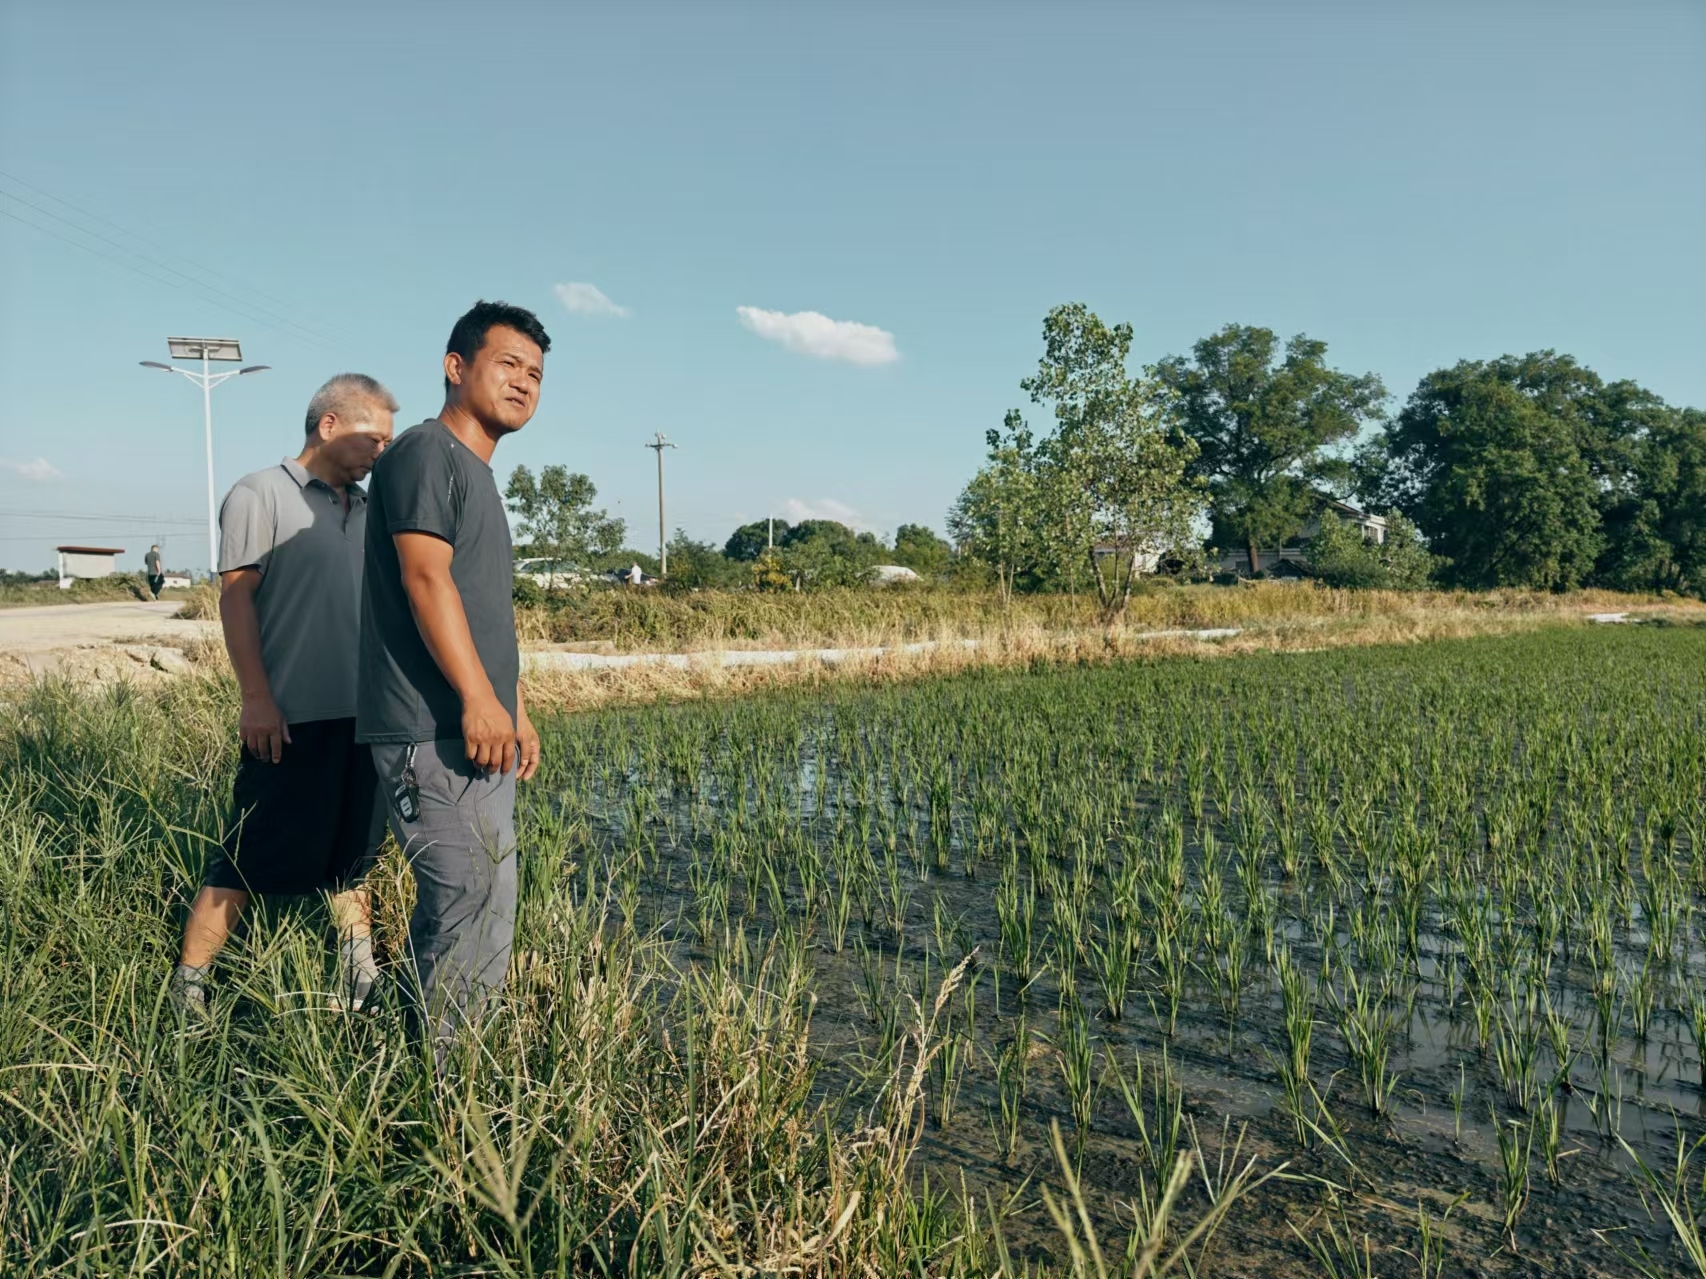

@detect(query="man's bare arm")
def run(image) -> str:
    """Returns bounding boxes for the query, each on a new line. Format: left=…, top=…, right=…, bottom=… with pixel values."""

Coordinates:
left=219, top=568, right=290, bottom=762
left=394, top=531, right=515, bottom=773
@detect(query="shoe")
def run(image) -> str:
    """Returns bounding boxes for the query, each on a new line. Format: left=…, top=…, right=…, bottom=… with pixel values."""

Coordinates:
left=169, top=970, right=208, bottom=1017
left=330, top=966, right=381, bottom=1014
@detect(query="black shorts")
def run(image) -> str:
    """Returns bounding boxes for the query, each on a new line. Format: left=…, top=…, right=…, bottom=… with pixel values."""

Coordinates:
left=202, top=718, right=385, bottom=895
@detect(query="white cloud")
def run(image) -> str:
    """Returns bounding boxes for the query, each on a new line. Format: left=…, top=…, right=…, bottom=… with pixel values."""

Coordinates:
left=782, top=497, right=867, bottom=529
left=0, top=457, right=63, bottom=482
left=736, top=307, right=899, bottom=366
left=553, top=282, right=630, bottom=318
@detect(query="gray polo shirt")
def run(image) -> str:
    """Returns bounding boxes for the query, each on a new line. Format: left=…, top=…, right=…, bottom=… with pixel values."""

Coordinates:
left=218, top=458, right=366, bottom=724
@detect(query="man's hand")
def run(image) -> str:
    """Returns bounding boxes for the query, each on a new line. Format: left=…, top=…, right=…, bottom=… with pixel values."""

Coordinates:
left=462, top=689, right=516, bottom=774
left=239, top=693, right=291, bottom=763
left=516, top=700, right=541, bottom=782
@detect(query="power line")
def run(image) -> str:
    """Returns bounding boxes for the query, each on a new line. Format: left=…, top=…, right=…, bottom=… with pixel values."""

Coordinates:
left=0, top=168, right=365, bottom=348
left=0, top=510, right=204, bottom=525
left=0, top=192, right=346, bottom=355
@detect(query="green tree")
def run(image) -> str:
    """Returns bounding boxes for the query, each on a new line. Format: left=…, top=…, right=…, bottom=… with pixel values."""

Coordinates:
left=504, top=465, right=625, bottom=578
left=1156, top=324, right=1385, bottom=575
left=778, top=520, right=883, bottom=589
left=1305, top=511, right=1436, bottom=590
left=723, top=519, right=788, bottom=562
left=948, top=414, right=1050, bottom=606
left=662, top=530, right=738, bottom=593
left=1361, top=354, right=1609, bottom=590
left=1594, top=405, right=1706, bottom=595
left=890, top=523, right=952, bottom=576
left=1020, top=304, right=1204, bottom=621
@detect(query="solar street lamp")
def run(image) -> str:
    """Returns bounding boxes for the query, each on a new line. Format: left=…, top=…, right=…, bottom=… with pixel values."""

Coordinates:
left=140, top=337, right=269, bottom=577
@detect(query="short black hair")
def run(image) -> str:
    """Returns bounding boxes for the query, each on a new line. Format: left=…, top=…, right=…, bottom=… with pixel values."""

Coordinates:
left=444, top=300, right=551, bottom=394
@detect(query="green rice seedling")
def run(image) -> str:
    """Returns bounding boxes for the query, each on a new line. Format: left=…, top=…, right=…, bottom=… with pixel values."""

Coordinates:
left=1493, top=1002, right=1545, bottom=1113
left=1214, top=926, right=1247, bottom=1024
left=1687, top=990, right=1706, bottom=1088
left=1399, top=1193, right=1467, bottom=1279
left=1534, top=1093, right=1576, bottom=1186
left=1289, top=1196, right=1376, bottom=1279
left=1333, top=966, right=1401, bottom=1117
left=996, top=862, right=1037, bottom=983
left=1114, top=1047, right=1184, bottom=1189
left=825, top=863, right=855, bottom=952
left=1628, top=959, right=1657, bottom=1040
left=1275, top=945, right=1319, bottom=1145
left=1615, top=1130, right=1706, bottom=1277
left=932, top=1019, right=969, bottom=1130
left=1493, top=1109, right=1536, bottom=1250
left=995, top=1015, right=1030, bottom=1163
left=1052, top=996, right=1100, bottom=1155
left=1088, top=920, right=1136, bottom=1022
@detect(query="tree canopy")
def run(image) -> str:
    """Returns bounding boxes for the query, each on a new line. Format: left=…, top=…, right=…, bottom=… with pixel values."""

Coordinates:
left=1360, top=353, right=1615, bottom=590
left=1156, top=324, right=1385, bottom=574
left=504, top=465, right=625, bottom=572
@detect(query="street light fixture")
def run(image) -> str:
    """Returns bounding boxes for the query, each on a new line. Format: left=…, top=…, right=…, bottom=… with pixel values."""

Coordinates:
left=139, top=337, right=269, bottom=578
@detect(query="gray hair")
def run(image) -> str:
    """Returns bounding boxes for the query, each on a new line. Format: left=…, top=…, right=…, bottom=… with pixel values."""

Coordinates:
left=303, top=372, right=399, bottom=435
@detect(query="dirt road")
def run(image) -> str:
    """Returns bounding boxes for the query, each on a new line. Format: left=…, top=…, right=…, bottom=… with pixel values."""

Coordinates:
left=0, top=601, right=218, bottom=677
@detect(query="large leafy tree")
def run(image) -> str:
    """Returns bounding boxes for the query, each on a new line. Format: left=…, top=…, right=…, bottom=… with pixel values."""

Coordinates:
left=1022, top=304, right=1202, bottom=620
left=504, top=465, right=625, bottom=576
left=1156, top=324, right=1385, bottom=574
left=947, top=416, right=1049, bottom=605
left=952, top=305, right=1203, bottom=618
left=1595, top=405, right=1706, bottom=594
left=890, top=523, right=952, bottom=576
left=723, top=519, right=788, bottom=562
left=1359, top=354, right=1606, bottom=590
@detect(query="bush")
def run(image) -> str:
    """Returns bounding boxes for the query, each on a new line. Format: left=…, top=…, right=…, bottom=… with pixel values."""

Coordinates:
left=1307, top=511, right=1436, bottom=590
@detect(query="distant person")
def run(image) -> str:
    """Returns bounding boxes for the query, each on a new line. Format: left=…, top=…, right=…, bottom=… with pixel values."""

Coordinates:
left=358, top=301, right=547, bottom=1058
left=627, top=562, right=642, bottom=586
left=171, top=373, right=399, bottom=1015
left=144, top=545, right=164, bottom=599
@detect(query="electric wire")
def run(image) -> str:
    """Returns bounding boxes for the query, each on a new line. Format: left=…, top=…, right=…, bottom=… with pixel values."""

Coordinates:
left=0, top=168, right=365, bottom=347
left=0, top=193, right=345, bottom=355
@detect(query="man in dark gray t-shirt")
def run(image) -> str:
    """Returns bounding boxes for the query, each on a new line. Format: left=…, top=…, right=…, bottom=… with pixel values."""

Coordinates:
left=357, top=299, right=550, bottom=1057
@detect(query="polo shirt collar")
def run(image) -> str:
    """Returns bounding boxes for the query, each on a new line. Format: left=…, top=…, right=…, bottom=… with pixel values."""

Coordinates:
left=281, top=457, right=366, bottom=502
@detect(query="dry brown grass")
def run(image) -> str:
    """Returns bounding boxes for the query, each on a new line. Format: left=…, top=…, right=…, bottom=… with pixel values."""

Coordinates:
left=518, top=596, right=1703, bottom=714
left=519, top=582, right=1685, bottom=655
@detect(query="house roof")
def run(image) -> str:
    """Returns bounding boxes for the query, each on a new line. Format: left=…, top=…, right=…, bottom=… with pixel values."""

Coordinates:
left=56, top=545, right=126, bottom=555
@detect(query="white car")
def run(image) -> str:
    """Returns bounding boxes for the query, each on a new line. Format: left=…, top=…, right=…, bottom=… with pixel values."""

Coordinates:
left=514, top=558, right=588, bottom=589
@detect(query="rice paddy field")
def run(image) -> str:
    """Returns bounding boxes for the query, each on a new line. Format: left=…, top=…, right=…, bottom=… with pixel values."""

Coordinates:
left=6, top=622, right=1706, bottom=1276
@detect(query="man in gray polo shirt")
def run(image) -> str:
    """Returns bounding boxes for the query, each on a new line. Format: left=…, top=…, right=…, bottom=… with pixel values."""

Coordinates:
left=171, top=372, right=398, bottom=1015
left=359, top=301, right=547, bottom=1056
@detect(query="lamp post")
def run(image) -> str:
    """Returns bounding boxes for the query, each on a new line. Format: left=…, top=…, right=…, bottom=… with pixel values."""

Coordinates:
left=140, top=337, right=269, bottom=578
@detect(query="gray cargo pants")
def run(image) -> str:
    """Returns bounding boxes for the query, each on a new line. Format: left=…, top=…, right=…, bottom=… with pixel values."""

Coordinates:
left=372, top=739, right=517, bottom=1054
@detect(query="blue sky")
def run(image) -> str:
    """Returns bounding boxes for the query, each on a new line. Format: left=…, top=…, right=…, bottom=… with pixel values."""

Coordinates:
left=2, top=0, right=1701, bottom=573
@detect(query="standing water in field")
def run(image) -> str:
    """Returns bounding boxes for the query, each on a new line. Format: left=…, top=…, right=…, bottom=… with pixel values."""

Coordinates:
left=538, top=624, right=1706, bottom=1274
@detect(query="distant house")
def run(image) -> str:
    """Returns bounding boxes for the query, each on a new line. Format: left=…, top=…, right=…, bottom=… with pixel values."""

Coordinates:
left=1091, top=540, right=1168, bottom=576
left=161, top=572, right=193, bottom=590
left=56, top=545, right=126, bottom=588
left=1218, top=495, right=1386, bottom=577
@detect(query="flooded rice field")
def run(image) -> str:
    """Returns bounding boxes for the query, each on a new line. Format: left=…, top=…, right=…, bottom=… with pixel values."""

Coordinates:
left=531, top=624, right=1706, bottom=1276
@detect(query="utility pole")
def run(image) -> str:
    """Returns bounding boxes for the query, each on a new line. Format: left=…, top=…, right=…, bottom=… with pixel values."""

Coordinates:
left=644, top=432, right=677, bottom=576
left=767, top=516, right=774, bottom=550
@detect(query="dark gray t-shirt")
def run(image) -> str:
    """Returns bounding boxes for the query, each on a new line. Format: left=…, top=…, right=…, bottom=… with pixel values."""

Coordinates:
left=144, top=549, right=162, bottom=575
left=356, top=419, right=518, bottom=745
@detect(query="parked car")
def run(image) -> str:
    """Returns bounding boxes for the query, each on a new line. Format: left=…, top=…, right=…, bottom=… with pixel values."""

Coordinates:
left=513, top=557, right=590, bottom=589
